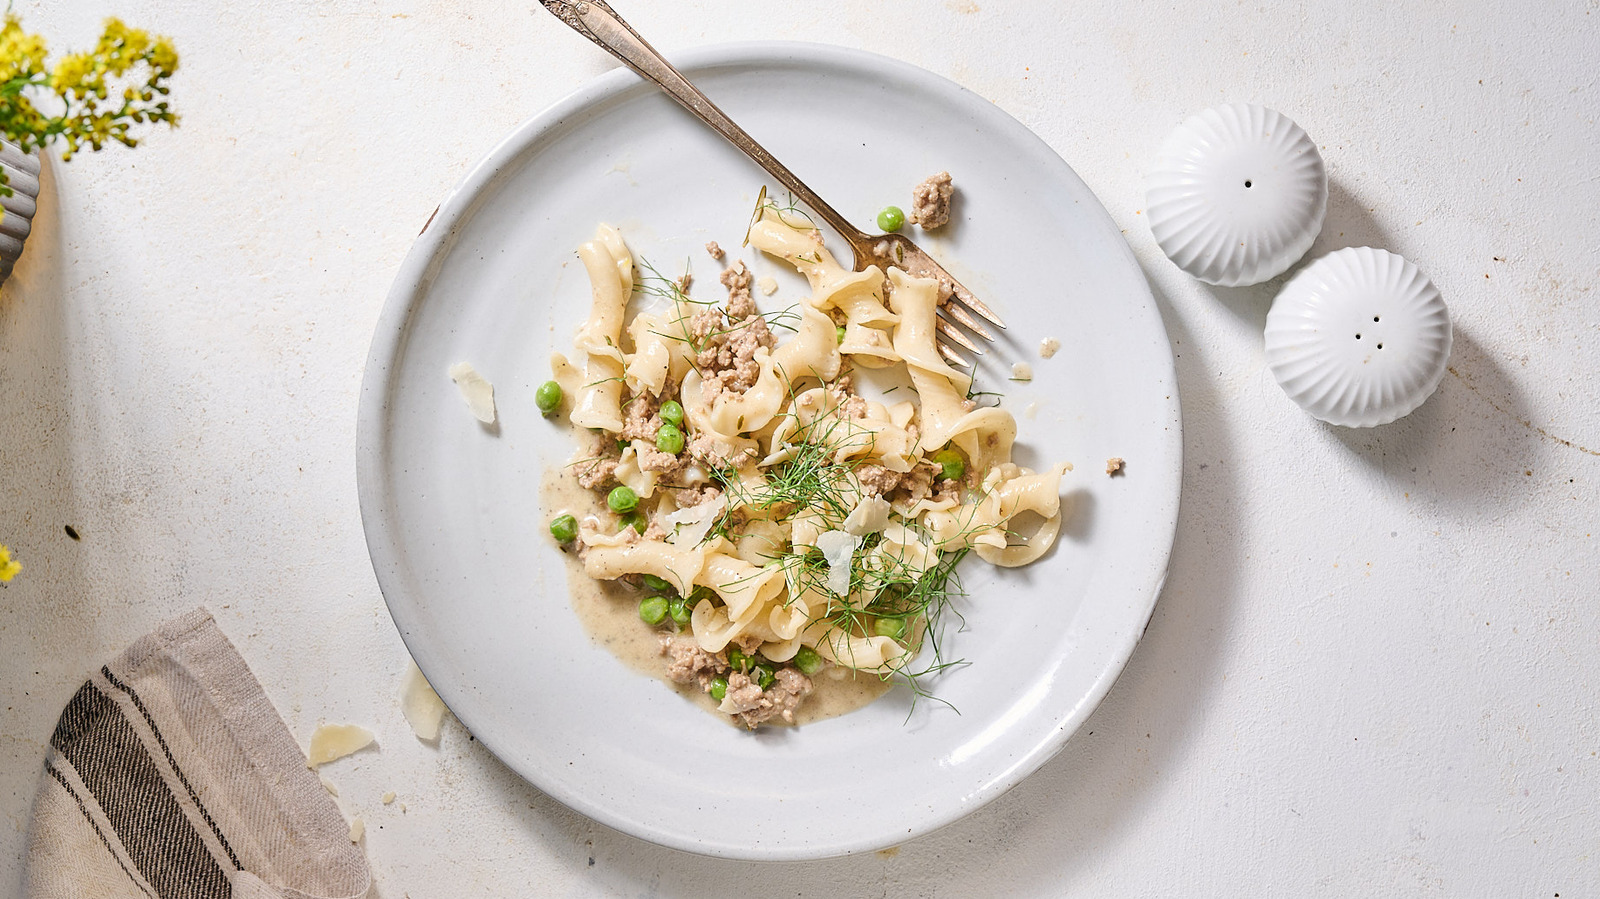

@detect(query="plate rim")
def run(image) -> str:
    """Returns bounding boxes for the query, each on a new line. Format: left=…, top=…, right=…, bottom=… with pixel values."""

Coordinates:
left=357, top=39, right=1182, bottom=860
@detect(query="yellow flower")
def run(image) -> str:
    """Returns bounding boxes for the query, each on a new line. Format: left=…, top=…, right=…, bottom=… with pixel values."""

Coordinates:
left=149, top=39, right=178, bottom=78
left=0, top=545, right=20, bottom=583
left=0, top=12, right=178, bottom=163
left=48, top=51, right=92, bottom=95
left=0, top=15, right=48, bottom=81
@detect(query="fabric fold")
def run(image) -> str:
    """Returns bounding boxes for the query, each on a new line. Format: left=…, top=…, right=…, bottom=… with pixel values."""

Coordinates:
left=26, top=608, right=372, bottom=899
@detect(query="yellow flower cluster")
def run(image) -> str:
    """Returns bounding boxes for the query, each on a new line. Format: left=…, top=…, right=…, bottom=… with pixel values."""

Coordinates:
left=0, top=544, right=20, bottom=583
left=0, top=16, right=47, bottom=81
left=0, top=14, right=178, bottom=189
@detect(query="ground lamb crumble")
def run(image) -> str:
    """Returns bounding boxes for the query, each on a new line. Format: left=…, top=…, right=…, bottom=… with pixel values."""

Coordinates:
left=659, top=635, right=816, bottom=728
left=692, top=262, right=777, bottom=406
left=687, top=432, right=757, bottom=470
left=854, top=459, right=958, bottom=506
left=618, top=392, right=662, bottom=443
left=615, top=390, right=689, bottom=478
left=673, top=485, right=723, bottom=508
left=910, top=171, right=954, bottom=229
left=574, top=432, right=621, bottom=490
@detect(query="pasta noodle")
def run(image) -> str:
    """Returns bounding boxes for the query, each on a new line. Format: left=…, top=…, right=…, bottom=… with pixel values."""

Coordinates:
left=544, top=198, right=1072, bottom=728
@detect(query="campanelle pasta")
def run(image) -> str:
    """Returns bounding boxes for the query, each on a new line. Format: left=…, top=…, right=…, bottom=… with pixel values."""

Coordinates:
left=547, top=207, right=1071, bottom=728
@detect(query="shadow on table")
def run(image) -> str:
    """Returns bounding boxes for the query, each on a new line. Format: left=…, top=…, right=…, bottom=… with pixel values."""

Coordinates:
left=457, top=264, right=1250, bottom=896
left=1325, top=324, right=1543, bottom=514
left=0, top=156, right=106, bottom=694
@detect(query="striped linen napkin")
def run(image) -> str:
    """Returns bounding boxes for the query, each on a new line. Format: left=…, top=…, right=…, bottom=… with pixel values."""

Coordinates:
left=25, top=609, right=371, bottom=899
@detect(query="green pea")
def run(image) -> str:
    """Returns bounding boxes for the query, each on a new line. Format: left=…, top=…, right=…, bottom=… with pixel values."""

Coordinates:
left=709, top=676, right=728, bottom=702
left=535, top=380, right=562, bottom=415
left=877, top=205, right=905, bottom=232
left=932, top=448, right=965, bottom=482
left=754, top=665, right=776, bottom=691
left=793, top=646, right=824, bottom=676
left=638, top=595, right=669, bottom=625
left=872, top=616, right=906, bottom=640
left=726, top=647, right=751, bottom=672
left=619, top=511, right=646, bottom=534
left=658, top=400, right=685, bottom=427
left=607, top=485, right=638, bottom=513
left=835, top=324, right=847, bottom=345
left=668, top=596, right=692, bottom=626
left=640, top=574, right=674, bottom=592
left=656, top=423, right=685, bottom=455
left=549, top=513, right=577, bottom=543
left=689, top=585, right=715, bottom=604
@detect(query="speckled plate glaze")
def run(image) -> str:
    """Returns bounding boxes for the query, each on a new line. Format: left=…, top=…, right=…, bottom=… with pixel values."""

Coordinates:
left=358, top=43, right=1181, bottom=860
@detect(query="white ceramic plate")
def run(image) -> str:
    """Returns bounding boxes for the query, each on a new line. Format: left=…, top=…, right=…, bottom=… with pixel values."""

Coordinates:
left=358, top=42, right=1180, bottom=861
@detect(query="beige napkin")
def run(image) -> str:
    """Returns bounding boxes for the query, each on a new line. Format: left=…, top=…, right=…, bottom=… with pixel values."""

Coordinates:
left=25, top=609, right=371, bottom=899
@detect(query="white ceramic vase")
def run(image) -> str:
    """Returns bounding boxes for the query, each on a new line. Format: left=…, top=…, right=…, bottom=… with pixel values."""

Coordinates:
left=0, top=139, right=41, bottom=286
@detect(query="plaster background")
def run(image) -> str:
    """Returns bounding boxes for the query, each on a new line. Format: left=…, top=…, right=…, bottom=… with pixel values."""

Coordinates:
left=2, top=1, right=1596, bottom=895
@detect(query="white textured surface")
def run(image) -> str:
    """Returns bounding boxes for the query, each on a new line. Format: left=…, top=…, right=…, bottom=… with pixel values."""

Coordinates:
left=1, top=0, right=1596, bottom=895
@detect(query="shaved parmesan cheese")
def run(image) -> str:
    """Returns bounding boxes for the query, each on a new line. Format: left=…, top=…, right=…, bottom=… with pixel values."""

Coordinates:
left=447, top=362, right=497, bottom=423
left=663, top=495, right=727, bottom=547
left=382, top=791, right=397, bottom=805
left=402, top=662, right=447, bottom=742
left=842, top=496, right=892, bottom=537
left=757, top=276, right=779, bottom=296
left=1039, top=337, right=1061, bottom=359
left=1011, top=362, right=1033, bottom=381
left=348, top=818, right=365, bottom=843
left=816, top=530, right=862, bottom=597
left=307, top=724, right=375, bottom=768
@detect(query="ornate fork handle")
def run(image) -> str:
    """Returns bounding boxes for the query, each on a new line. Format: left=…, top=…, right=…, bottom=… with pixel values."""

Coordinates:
left=540, top=0, right=867, bottom=244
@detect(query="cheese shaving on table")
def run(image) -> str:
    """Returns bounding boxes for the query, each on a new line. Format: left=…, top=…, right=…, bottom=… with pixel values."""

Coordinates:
left=1011, top=362, right=1033, bottom=381
left=401, top=662, right=447, bottom=741
left=1039, top=337, right=1061, bottom=359
left=306, top=724, right=375, bottom=768
left=447, top=362, right=496, bottom=423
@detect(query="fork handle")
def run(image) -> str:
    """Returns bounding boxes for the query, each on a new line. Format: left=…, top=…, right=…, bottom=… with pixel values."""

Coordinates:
left=541, top=1, right=870, bottom=244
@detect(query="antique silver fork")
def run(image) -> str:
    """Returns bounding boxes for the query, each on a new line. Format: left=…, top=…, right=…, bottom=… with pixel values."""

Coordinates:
left=539, top=0, right=1005, bottom=365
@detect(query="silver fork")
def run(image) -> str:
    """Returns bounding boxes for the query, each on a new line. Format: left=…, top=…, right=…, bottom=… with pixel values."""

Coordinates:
left=538, top=0, right=1005, bottom=366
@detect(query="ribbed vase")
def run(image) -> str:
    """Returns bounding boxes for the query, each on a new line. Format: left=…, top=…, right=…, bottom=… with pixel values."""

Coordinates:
left=0, top=140, right=41, bottom=286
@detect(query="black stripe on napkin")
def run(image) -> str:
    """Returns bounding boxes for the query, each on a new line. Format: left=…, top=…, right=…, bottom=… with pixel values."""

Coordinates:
left=45, top=762, right=157, bottom=899
left=101, top=665, right=243, bottom=870
left=51, top=682, right=232, bottom=899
